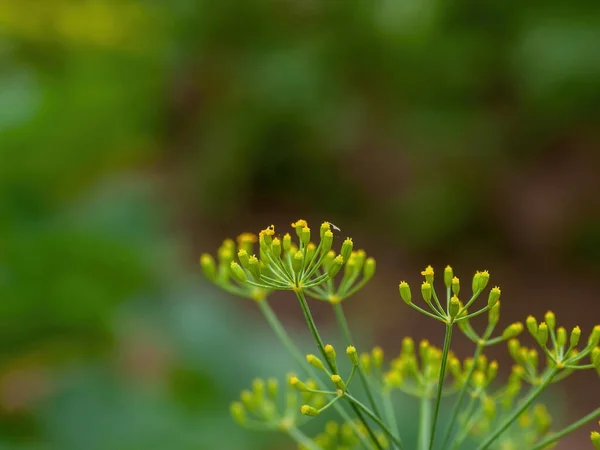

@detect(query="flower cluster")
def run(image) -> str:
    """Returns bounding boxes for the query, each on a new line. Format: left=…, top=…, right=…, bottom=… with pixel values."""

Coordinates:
left=201, top=221, right=375, bottom=304
left=199, top=220, right=600, bottom=450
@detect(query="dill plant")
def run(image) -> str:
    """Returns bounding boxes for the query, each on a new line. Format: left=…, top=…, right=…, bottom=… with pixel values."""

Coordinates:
left=200, top=220, right=600, bottom=449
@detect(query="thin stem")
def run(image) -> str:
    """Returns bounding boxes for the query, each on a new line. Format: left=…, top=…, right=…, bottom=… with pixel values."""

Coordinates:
left=428, top=323, right=453, bottom=450
left=530, top=407, right=600, bottom=450
left=258, top=299, right=371, bottom=450
left=459, top=290, right=483, bottom=315
left=431, top=285, right=446, bottom=319
left=333, top=302, right=382, bottom=416
left=409, top=303, right=447, bottom=322
left=318, top=394, right=342, bottom=413
left=347, top=365, right=357, bottom=387
left=475, top=367, right=559, bottom=450
left=456, top=305, right=491, bottom=322
left=345, top=393, right=404, bottom=449
left=382, top=390, right=401, bottom=450
left=295, top=290, right=331, bottom=371
left=418, top=395, right=432, bottom=450
left=440, top=342, right=485, bottom=449
left=287, top=425, right=321, bottom=450
left=294, top=290, right=384, bottom=450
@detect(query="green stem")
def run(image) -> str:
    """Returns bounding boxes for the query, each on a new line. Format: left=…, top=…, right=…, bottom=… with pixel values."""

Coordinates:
left=475, top=367, right=559, bottom=450
left=345, top=393, right=404, bottom=449
left=409, top=303, right=446, bottom=322
left=382, top=390, right=402, bottom=450
left=419, top=395, right=432, bottom=450
left=530, top=407, right=600, bottom=450
left=257, top=299, right=371, bottom=450
left=295, top=290, right=384, bottom=450
left=287, top=425, right=321, bottom=450
left=428, top=323, right=453, bottom=450
left=333, top=302, right=382, bottom=416
left=439, top=342, right=485, bottom=449
left=295, top=290, right=331, bottom=370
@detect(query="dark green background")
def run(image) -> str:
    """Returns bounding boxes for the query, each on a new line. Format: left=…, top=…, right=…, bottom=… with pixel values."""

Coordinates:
left=1, top=1, right=599, bottom=448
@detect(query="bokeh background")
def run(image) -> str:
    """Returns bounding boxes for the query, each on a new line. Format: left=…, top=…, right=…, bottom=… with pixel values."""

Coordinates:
left=1, top=1, right=600, bottom=449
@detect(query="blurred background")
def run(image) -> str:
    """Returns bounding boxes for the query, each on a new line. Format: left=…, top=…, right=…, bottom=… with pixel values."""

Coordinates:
left=1, top=1, right=600, bottom=448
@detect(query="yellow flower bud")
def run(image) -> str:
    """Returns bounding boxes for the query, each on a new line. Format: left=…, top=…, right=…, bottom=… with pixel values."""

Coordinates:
left=218, top=245, right=234, bottom=266
left=230, top=262, right=247, bottom=283
left=399, top=281, right=411, bottom=305
left=372, top=346, right=384, bottom=369
left=260, top=225, right=275, bottom=246
left=451, top=276, right=460, bottom=296
left=449, top=296, right=460, bottom=318
left=471, top=370, right=486, bottom=388
left=325, top=344, right=338, bottom=373
left=292, top=251, right=304, bottom=274
left=384, top=371, right=403, bottom=389
left=487, top=361, right=498, bottom=382
left=300, top=405, right=319, bottom=416
left=419, top=339, right=430, bottom=364
left=301, top=226, right=311, bottom=246
left=544, top=311, right=556, bottom=332
left=291, top=219, right=308, bottom=237
left=236, top=233, right=256, bottom=254
left=421, top=282, right=432, bottom=304
left=402, top=337, right=415, bottom=355
left=321, top=230, right=333, bottom=253
left=528, top=349, right=539, bottom=369
left=289, top=376, right=308, bottom=392
left=271, top=238, right=281, bottom=259
left=331, top=374, right=346, bottom=391
left=306, top=354, right=325, bottom=371
left=363, top=257, right=376, bottom=280
left=247, top=255, right=261, bottom=280
left=508, top=339, right=521, bottom=361
left=320, top=222, right=330, bottom=239
left=421, top=265, right=434, bottom=284
left=557, top=327, right=567, bottom=348
left=230, top=402, right=246, bottom=425
left=488, top=301, right=501, bottom=326
left=502, top=322, right=524, bottom=340
left=282, top=233, right=292, bottom=252
left=478, top=270, right=490, bottom=291
left=537, top=322, right=549, bottom=346
left=444, top=265, right=453, bottom=288
left=240, top=390, right=256, bottom=411
left=200, top=254, right=217, bottom=281
left=472, top=272, right=481, bottom=294
left=526, top=316, right=538, bottom=338
left=360, top=353, right=371, bottom=373
left=327, top=255, right=344, bottom=278
left=341, top=238, right=353, bottom=262
left=488, top=286, right=501, bottom=307
left=347, top=346, right=359, bottom=366
left=252, top=378, right=265, bottom=399
left=591, top=431, right=600, bottom=450
left=570, top=326, right=581, bottom=348
left=448, top=356, right=462, bottom=380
